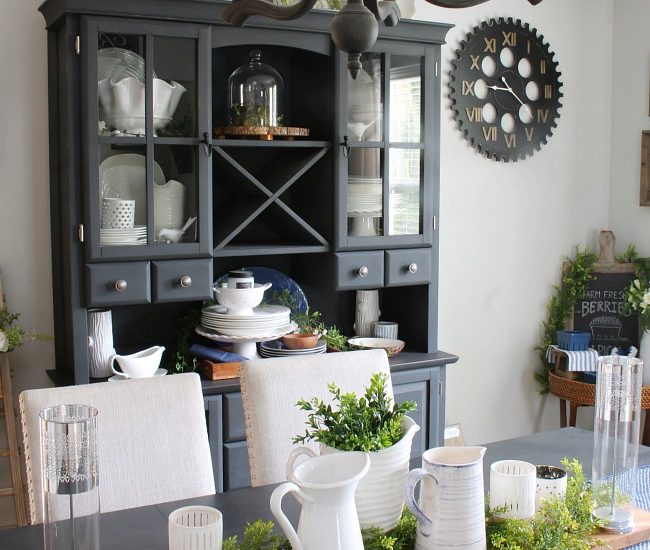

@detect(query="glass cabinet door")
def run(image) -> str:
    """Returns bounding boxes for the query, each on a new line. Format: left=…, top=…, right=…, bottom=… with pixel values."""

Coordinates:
left=86, top=19, right=210, bottom=259
left=343, top=49, right=430, bottom=244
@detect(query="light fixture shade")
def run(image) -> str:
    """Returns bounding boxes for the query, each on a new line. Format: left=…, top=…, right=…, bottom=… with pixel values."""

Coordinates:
left=330, top=0, right=379, bottom=79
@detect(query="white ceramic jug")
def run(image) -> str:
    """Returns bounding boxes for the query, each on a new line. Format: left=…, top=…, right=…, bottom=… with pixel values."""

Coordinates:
left=154, top=179, right=185, bottom=238
left=404, top=446, right=487, bottom=550
left=270, top=447, right=370, bottom=550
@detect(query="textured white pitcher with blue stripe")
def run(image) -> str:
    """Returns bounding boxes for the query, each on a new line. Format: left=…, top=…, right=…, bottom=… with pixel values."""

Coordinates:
left=405, top=446, right=487, bottom=550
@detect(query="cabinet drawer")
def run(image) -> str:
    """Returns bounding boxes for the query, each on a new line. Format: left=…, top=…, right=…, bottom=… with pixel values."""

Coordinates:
left=223, top=392, right=245, bottom=442
left=223, top=441, right=251, bottom=491
left=86, top=262, right=151, bottom=306
left=335, top=251, right=384, bottom=290
left=152, top=259, right=213, bottom=303
left=385, top=249, right=431, bottom=287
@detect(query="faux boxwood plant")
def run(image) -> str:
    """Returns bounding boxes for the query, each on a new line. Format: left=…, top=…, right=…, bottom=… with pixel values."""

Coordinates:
left=292, top=372, right=416, bottom=452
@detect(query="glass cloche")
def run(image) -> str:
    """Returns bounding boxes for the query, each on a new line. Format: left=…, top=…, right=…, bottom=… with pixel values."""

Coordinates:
left=227, top=50, right=284, bottom=127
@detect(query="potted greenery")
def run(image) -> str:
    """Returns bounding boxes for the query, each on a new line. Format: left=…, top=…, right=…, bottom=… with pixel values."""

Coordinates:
left=293, top=372, right=419, bottom=532
left=290, top=307, right=351, bottom=352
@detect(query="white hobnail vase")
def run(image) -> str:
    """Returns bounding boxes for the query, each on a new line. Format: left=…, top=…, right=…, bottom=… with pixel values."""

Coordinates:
left=640, top=328, right=650, bottom=386
left=319, top=415, right=420, bottom=531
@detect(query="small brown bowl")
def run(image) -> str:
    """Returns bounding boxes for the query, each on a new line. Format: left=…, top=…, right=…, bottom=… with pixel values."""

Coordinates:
left=282, top=333, right=319, bottom=350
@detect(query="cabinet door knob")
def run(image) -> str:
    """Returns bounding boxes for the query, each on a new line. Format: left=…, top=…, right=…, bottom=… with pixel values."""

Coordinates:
left=358, top=266, right=369, bottom=277
left=114, top=279, right=128, bottom=292
left=180, top=275, right=192, bottom=288
left=408, top=263, right=418, bottom=274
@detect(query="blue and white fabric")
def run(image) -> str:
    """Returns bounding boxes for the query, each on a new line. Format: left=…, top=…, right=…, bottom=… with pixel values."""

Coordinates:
left=546, top=345, right=599, bottom=372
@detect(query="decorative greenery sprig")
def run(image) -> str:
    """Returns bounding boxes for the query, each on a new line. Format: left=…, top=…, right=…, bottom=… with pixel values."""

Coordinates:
left=534, top=247, right=597, bottom=393
left=223, top=520, right=290, bottom=550
left=0, top=309, right=25, bottom=353
left=293, top=373, right=416, bottom=452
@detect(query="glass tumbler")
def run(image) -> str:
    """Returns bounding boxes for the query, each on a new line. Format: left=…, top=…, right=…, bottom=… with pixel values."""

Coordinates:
left=40, top=404, right=100, bottom=550
left=592, top=355, right=643, bottom=533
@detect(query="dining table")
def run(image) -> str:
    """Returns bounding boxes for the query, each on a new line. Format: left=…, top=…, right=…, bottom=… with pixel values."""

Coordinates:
left=3, top=427, right=650, bottom=549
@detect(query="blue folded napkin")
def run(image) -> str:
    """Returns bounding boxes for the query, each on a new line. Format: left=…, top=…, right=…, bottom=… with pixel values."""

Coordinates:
left=189, top=343, right=247, bottom=363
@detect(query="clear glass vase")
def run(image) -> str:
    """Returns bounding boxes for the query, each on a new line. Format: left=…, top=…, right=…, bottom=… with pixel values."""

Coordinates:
left=40, top=404, right=100, bottom=550
left=591, top=355, right=643, bottom=533
left=227, top=50, right=284, bottom=127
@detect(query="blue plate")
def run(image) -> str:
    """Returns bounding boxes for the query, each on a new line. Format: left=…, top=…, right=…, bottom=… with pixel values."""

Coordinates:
left=214, top=267, right=308, bottom=315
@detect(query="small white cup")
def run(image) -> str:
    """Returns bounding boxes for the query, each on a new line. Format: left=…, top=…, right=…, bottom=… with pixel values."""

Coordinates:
left=490, top=460, right=536, bottom=519
left=535, top=465, right=567, bottom=511
left=169, top=505, right=222, bottom=550
left=102, top=197, right=135, bottom=229
left=373, top=321, right=398, bottom=340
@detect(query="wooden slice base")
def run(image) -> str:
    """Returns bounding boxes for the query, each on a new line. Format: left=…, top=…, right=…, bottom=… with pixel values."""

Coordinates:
left=214, top=125, right=310, bottom=141
left=592, top=507, right=650, bottom=549
left=201, top=360, right=241, bottom=380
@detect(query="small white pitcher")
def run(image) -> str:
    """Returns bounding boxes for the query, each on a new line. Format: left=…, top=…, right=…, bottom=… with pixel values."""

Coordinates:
left=404, top=446, right=487, bottom=550
left=270, top=447, right=370, bottom=550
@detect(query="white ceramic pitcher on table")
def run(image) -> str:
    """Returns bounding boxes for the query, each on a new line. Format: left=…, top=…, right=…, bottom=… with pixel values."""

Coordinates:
left=270, top=447, right=370, bottom=550
left=404, top=446, right=487, bottom=550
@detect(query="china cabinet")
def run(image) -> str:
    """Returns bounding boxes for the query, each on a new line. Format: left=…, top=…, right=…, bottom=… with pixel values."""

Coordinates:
left=39, top=0, right=455, bottom=491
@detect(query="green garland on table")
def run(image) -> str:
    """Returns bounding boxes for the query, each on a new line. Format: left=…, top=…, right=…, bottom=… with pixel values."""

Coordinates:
left=222, top=459, right=601, bottom=550
left=534, top=246, right=597, bottom=393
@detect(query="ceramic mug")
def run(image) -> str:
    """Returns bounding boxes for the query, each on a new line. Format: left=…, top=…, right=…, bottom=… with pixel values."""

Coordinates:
left=109, top=346, right=164, bottom=379
left=373, top=321, right=398, bottom=340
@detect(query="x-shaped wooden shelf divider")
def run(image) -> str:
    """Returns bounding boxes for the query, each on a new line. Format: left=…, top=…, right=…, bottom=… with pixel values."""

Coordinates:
left=212, top=143, right=331, bottom=250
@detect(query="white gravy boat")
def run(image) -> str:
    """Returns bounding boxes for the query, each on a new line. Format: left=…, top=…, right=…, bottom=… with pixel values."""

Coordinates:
left=109, top=346, right=165, bottom=379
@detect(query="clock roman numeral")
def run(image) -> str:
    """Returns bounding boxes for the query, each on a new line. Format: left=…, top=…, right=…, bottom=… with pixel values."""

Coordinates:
left=525, top=127, right=534, bottom=142
left=470, top=55, right=480, bottom=70
left=482, top=126, right=497, bottom=141
left=483, top=37, right=496, bottom=53
left=462, top=80, right=475, bottom=96
left=544, top=85, right=553, bottom=99
left=527, top=40, right=531, bottom=55
left=540, top=60, right=547, bottom=74
left=537, top=109, right=549, bottom=123
left=501, top=31, right=516, bottom=47
left=504, top=133, right=517, bottom=148
left=465, top=107, right=483, bottom=122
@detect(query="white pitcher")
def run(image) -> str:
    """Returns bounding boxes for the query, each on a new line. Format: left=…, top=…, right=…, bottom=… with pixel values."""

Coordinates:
left=404, top=446, right=487, bottom=550
left=270, top=447, right=370, bottom=550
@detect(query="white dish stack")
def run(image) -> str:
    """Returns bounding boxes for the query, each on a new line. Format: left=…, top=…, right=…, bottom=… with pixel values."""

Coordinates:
left=200, top=304, right=292, bottom=338
left=348, top=176, right=382, bottom=237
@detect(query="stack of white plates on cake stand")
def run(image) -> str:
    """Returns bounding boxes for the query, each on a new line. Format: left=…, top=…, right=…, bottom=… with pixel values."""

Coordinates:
left=259, top=339, right=326, bottom=358
left=348, top=176, right=382, bottom=237
left=196, top=304, right=295, bottom=359
left=100, top=225, right=147, bottom=246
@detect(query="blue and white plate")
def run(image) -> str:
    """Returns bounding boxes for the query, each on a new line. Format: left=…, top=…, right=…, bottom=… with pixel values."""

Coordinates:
left=259, top=339, right=326, bottom=357
left=214, top=267, right=308, bottom=315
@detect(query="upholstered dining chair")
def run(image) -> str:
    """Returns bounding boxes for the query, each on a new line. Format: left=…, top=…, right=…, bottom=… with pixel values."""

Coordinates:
left=239, top=348, right=392, bottom=487
left=19, top=372, right=215, bottom=524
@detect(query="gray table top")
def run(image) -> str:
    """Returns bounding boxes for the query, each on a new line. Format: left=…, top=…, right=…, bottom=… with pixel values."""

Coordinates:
left=2, top=427, right=648, bottom=548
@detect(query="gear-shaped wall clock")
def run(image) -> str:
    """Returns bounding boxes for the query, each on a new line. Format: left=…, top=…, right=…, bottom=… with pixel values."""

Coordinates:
left=449, top=17, right=562, bottom=162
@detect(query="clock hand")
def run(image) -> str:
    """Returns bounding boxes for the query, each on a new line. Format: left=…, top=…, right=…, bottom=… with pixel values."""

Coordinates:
left=487, top=84, right=509, bottom=92
left=500, top=76, right=534, bottom=120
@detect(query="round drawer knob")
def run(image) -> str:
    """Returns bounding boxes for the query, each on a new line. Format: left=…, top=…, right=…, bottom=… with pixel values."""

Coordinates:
left=408, top=263, right=418, bottom=274
left=358, top=266, right=369, bottom=277
left=114, top=279, right=128, bottom=292
left=180, top=276, right=193, bottom=288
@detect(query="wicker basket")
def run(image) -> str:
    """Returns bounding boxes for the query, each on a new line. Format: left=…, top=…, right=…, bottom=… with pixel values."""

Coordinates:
left=549, top=370, right=650, bottom=409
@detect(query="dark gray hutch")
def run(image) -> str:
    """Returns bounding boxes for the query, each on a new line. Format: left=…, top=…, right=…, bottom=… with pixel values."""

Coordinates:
left=39, top=0, right=457, bottom=491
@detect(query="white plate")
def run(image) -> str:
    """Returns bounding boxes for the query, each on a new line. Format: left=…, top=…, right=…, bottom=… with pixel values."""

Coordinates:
left=100, top=154, right=165, bottom=225
left=202, top=304, right=290, bottom=320
left=107, top=368, right=167, bottom=381
left=195, top=322, right=296, bottom=342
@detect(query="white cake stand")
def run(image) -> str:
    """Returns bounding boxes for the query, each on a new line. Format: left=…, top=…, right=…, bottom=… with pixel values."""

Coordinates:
left=195, top=322, right=296, bottom=359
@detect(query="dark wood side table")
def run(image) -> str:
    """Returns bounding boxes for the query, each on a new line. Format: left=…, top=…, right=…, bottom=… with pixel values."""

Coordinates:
left=548, top=369, right=650, bottom=446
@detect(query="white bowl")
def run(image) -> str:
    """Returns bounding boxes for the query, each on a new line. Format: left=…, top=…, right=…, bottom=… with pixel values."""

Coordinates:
left=98, top=77, right=186, bottom=134
left=213, top=282, right=271, bottom=316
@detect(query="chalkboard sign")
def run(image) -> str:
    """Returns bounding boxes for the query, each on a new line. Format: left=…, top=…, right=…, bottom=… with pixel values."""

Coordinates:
left=573, top=271, right=638, bottom=355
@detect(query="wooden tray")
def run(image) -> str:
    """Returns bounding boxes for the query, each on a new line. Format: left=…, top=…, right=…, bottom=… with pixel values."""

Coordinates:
left=213, top=125, right=309, bottom=141
left=201, top=360, right=241, bottom=381
left=592, top=507, right=650, bottom=549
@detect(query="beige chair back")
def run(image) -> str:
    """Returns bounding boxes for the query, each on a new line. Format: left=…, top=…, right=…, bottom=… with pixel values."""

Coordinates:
left=240, top=349, right=392, bottom=487
left=20, top=372, right=214, bottom=524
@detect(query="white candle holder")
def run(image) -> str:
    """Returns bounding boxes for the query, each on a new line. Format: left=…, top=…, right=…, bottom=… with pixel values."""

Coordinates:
left=489, top=459, right=536, bottom=519
left=169, top=505, right=223, bottom=550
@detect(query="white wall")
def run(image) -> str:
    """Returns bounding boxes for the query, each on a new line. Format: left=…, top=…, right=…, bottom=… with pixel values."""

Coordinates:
left=609, top=1, right=650, bottom=254
left=414, top=0, right=614, bottom=444
left=0, top=0, right=622, bottom=524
